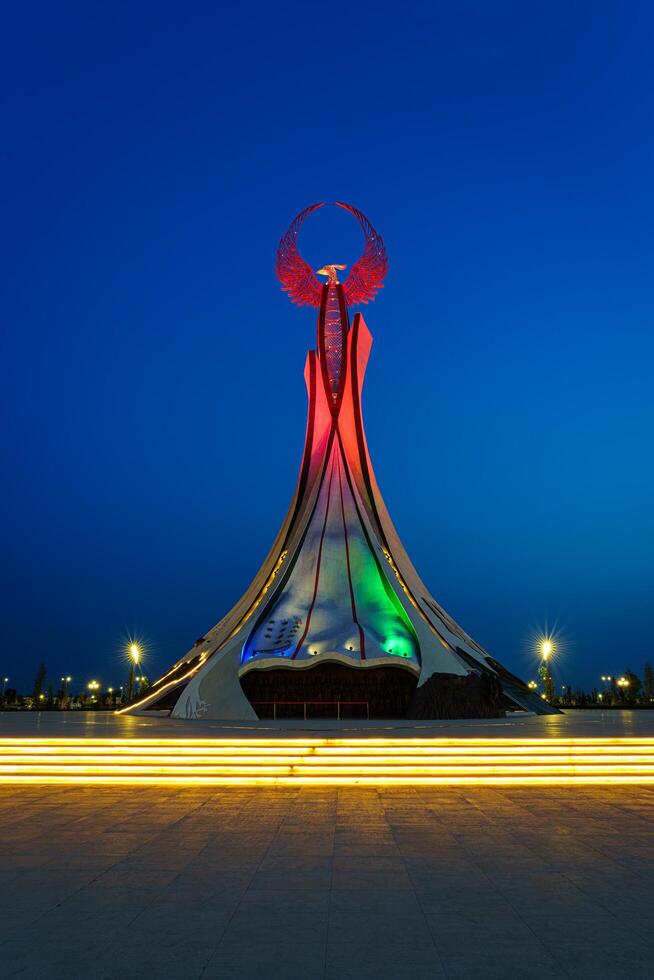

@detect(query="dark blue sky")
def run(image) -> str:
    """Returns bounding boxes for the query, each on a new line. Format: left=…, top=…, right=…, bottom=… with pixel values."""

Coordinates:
left=2, top=1, right=652, bottom=694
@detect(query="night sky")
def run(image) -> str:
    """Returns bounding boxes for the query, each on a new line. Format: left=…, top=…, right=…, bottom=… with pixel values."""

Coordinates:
left=2, top=1, right=653, bottom=694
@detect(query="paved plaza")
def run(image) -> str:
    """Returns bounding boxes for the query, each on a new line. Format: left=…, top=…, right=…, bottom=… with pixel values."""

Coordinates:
left=2, top=780, right=654, bottom=979
left=3, top=704, right=654, bottom=740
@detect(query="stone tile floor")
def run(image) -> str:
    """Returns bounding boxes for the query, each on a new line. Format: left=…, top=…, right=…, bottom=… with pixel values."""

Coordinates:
left=3, top=706, right=654, bottom=739
left=2, top=786, right=654, bottom=979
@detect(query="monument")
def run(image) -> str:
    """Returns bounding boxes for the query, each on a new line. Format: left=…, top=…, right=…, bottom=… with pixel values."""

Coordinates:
left=122, top=203, right=556, bottom=720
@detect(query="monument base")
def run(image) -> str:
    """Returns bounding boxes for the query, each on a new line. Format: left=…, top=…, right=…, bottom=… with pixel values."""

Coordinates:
left=1, top=712, right=653, bottom=785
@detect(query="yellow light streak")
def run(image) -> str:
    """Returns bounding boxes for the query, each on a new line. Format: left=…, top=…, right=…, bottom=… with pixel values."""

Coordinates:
left=0, top=775, right=653, bottom=786
left=0, top=736, right=654, bottom=751
left=2, top=748, right=654, bottom=761
left=3, top=758, right=654, bottom=772
left=0, top=756, right=649, bottom=769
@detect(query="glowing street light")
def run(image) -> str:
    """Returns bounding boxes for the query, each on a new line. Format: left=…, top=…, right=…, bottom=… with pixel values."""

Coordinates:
left=87, top=679, right=100, bottom=705
left=614, top=676, right=631, bottom=703
left=1, top=677, right=8, bottom=699
left=127, top=643, right=142, bottom=701
left=538, top=637, right=555, bottom=703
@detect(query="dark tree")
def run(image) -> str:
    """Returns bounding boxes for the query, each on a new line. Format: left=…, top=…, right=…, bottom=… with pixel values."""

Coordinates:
left=32, top=662, right=47, bottom=702
left=137, top=675, right=150, bottom=695
left=624, top=669, right=642, bottom=701
left=644, top=662, right=654, bottom=701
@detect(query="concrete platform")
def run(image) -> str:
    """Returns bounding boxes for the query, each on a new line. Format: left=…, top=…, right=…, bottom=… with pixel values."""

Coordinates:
left=1, top=711, right=654, bottom=786
left=3, top=708, right=654, bottom=740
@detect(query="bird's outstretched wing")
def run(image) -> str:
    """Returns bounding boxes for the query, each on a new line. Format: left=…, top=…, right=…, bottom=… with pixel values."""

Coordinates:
left=336, top=202, right=388, bottom=306
left=275, top=203, right=325, bottom=307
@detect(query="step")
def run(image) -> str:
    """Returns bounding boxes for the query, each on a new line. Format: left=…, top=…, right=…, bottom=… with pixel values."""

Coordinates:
left=1, top=737, right=653, bottom=785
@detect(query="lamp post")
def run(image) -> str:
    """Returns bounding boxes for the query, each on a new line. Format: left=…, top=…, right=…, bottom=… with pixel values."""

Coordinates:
left=127, top=644, right=140, bottom=701
left=134, top=674, right=150, bottom=696
left=1, top=677, right=8, bottom=702
left=60, top=675, right=72, bottom=706
left=538, top=639, right=555, bottom=703
left=600, top=675, right=613, bottom=705
left=616, top=676, right=630, bottom=702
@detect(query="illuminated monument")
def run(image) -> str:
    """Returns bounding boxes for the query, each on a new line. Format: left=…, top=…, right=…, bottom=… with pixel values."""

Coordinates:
left=124, top=203, right=556, bottom=720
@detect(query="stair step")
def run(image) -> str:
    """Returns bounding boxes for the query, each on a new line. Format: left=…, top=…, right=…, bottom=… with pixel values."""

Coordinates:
left=0, top=738, right=652, bottom=784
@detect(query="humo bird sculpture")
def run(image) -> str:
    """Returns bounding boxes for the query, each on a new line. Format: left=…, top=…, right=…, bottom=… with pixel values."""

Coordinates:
left=275, top=201, right=388, bottom=307
left=120, top=202, right=558, bottom=721
left=276, top=201, right=389, bottom=410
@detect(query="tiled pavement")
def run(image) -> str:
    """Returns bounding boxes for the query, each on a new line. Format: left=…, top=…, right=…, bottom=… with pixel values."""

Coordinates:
left=2, top=786, right=654, bottom=979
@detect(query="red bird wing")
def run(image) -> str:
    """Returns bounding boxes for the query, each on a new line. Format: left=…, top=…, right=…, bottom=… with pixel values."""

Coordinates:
left=336, top=202, right=388, bottom=306
left=275, top=203, right=325, bottom=307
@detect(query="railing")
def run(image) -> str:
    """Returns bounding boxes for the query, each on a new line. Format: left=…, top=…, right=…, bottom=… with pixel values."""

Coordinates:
left=251, top=700, right=370, bottom=721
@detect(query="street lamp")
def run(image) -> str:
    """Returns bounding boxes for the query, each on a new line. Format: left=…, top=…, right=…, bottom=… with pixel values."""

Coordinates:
left=538, top=638, right=555, bottom=703
left=127, top=643, right=141, bottom=700
left=614, top=676, right=630, bottom=704
left=1, top=677, right=8, bottom=700
left=60, top=676, right=72, bottom=704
